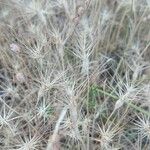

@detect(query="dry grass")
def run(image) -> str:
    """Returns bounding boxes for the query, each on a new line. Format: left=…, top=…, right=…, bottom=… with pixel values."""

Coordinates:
left=0, top=0, right=150, bottom=149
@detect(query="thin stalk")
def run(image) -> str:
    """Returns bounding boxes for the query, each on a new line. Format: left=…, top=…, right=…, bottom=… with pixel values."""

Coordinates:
left=95, top=88, right=150, bottom=117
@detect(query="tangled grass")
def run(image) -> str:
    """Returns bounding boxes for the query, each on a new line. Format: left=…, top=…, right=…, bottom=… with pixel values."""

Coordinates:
left=0, top=0, right=150, bottom=149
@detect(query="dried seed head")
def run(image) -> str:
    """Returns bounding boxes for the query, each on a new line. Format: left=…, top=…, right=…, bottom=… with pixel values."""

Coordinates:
left=77, top=6, right=84, bottom=16
left=73, top=16, right=80, bottom=23
left=16, top=72, right=26, bottom=83
left=114, top=99, right=124, bottom=110
left=10, top=43, right=20, bottom=53
left=85, top=0, right=90, bottom=6
left=143, top=15, right=150, bottom=22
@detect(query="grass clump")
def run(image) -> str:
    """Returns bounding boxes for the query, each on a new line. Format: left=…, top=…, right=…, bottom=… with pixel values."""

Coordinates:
left=0, top=0, right=150, bottom=149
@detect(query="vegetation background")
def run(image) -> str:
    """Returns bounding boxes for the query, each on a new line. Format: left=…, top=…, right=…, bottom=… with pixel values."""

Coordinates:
left=0, top=0, right=150, bottom=149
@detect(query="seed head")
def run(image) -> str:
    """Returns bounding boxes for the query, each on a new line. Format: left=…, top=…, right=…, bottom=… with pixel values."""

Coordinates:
left=77, top=6, right=84, bottom=16
left=16, top=72, right=26, bottom=83
left=10, top=43, right=20, bottom=53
